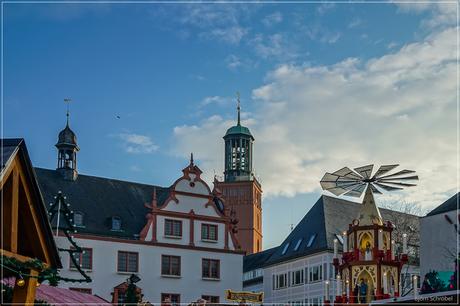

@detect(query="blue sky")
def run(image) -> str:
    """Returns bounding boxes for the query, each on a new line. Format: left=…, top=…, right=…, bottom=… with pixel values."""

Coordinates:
left=3, top=2, right=457, bottom=249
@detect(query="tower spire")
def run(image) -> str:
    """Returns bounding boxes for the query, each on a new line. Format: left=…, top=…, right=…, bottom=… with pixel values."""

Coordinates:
left=190, top=152, right=194, bottom=166
left=236, top=92, right=241, bottom=126
left=64, top=98, right=71, bottom=127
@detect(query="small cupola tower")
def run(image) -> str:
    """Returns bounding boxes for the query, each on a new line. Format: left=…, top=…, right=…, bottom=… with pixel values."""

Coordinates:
left=223, top=93, right=254, bottom=182
left=55, top=99, right=79, bottom=181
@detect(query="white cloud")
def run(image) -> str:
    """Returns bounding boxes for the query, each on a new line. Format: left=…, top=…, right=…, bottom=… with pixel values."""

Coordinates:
left=201, top=26, right=248, bottom=45
left=395, top=2, right=457, bottom=29
left=321, top=32, right=341, bottom=44
left=117, top=133, right=159, bottom=154
left=304, top=24, right=341, bottom=44
left=170, top=4, right=253, bottom=45
left=316, top=3, right=336, bottom=15
left=250, top=33, right=299, bottom=60
left=199, top=96, right=231, bottom=108
left=225, top=54, right=242, bottom=70
left=348, top=18, right=362, bottom=29
left=262, top=12, right=283, bottom=27
left=172, top=26, right=457, bottom=209
left=387, top=41, right=399, bottom=49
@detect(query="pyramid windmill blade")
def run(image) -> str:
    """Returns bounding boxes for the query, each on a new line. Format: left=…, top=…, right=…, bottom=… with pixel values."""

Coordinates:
left=377, top=181, right=417, bottom=187
left=379, top=175, right=419, bottom=181
left=333, top=167, right=363, bottom=180
left=370, top=184, right=383, bottom=194
left=343, top=183, right=367, bottom=197
left=374, top=182, right=403, bottom=191
left=320, top=173, right=341, bottom=190
left=320, top=172, right=360, bottom=191
left=372, top=164, right=399, bottom=179
left=377, top=170, right=416, bottom=180
left=326, top=186, right=352, bottom=196
left=354, top=164, right=374, bottom=179
left=320, top=164, right=417, bottom=197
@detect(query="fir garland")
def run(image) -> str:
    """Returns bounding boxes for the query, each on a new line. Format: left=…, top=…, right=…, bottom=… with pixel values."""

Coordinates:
left=1, top=255, right=90, bottom=285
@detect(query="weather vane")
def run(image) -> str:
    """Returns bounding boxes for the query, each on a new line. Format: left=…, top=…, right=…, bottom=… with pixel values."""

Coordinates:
left=320, top=164, right=418, bottom=197
left=236, top=92, right=241, bottom=125
left=64, top=98, right=72, bottom=125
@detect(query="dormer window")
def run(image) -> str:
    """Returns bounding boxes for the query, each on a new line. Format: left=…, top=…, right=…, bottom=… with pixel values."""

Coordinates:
left=307, top=234, right=317, bottom=248
left=111, top=216, right=122, bottom=231
left=73, top=211, right=84, bottom=227
left=281, top=242, right=290, bottom=255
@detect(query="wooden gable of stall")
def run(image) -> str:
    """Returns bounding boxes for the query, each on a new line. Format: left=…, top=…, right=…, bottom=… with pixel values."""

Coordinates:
left=1, top=138, right=61, bottom=304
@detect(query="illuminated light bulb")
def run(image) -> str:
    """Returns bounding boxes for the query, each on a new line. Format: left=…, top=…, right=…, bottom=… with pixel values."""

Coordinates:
left=16, top=277, right=25, bottom=287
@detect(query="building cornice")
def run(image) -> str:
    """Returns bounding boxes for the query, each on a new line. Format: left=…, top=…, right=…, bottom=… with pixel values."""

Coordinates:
left=64, top=232, right=246, bottom=255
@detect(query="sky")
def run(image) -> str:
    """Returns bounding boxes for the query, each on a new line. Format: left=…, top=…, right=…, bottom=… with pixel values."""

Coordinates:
left=3, top=1, right=458, bottom=249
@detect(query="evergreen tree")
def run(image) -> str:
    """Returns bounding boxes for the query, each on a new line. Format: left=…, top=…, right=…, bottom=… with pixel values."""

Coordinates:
left=48, top=191, right=91, bottom=285
left=421, top=271, right=446, bottom=293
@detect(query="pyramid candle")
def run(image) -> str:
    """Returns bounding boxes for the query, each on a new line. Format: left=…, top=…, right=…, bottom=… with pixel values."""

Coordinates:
left=402, top=233, right=408, bottom=254
left=334, top=238, right=338, bottom=258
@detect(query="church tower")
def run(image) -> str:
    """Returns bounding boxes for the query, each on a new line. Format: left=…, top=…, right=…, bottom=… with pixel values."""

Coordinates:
left=55, top=103, right=79, bottom=181
left=215, top=95, right=262, bottom=254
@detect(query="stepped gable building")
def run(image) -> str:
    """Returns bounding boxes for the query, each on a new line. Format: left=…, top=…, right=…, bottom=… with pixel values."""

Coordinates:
left=215, top=100, right=263, bottom=255
left=34, top=113, right=244, bottom=304
left=242, top=195, right=420, bottom=305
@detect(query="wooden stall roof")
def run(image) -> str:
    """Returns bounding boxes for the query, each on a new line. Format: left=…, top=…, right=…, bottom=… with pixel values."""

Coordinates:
left=1, top=138, right=62, bottom=268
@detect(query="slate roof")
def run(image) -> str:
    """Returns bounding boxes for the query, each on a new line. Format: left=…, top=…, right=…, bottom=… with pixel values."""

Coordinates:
left=1, top=139, right=62, bottom=268
left=262, top=195, right=420, bottom=267
left=243, top=246, right=278, bottom=273
left=35, top=167, right=170, bottom=240
left=426, top=192, right=459, bottom=217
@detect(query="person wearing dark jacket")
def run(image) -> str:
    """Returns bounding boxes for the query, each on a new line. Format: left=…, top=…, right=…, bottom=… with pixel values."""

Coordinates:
left=359, top=278, right=368, bottom=303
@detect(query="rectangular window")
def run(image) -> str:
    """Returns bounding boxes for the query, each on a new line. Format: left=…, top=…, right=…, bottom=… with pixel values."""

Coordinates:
left=309, top=265, right=323, bottom=282
left=117, top=251, right=138, bottom=273
left=161, top=255, right=181, bottom=276
left=202, top=259, right=220, bottom=279
left=201, top=224, right=218, bottom=241
left=202, top=295, right=219, bottom=303
left=292, top=269, right=304, bottom=286
left=70, top=248, right=92, bottom=270
left=165, top=219, right=182, bottom=237
left=161, top=293, right=180, bottom=306
left=274, top=273, right=288, bottom=289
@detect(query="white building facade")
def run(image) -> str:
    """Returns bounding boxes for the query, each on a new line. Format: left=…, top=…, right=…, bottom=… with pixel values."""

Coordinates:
left=37, top=159, right=244, bottom=304
left=420, top=193, right=459, bottom=278
left=264, top=252, right=337, bottom=305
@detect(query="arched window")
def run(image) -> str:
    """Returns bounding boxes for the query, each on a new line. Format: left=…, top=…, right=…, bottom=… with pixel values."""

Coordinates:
left=73, top=211, right=84, bottom=227
left=111, top=216, right=122, bottom=231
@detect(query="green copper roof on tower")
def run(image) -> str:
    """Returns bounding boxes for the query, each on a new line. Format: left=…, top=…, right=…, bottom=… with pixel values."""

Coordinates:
left=224, top=93, right=253, bottom=139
